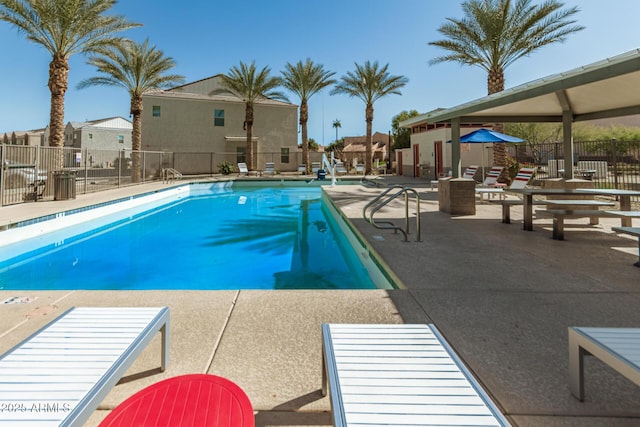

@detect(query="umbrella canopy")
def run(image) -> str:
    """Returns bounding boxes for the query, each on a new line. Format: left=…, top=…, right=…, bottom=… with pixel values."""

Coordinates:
left=447, top=128, right=525, bottom=143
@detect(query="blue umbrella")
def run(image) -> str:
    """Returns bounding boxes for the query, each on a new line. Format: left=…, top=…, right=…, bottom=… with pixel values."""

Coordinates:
left=447, top=128, right=525, bottom=176
left=447, top=128, right=525, bottom=143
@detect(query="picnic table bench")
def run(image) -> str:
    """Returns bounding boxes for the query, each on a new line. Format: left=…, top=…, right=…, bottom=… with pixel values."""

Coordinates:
left=535, top=209, right=640, bottom=240
left=491, top=199, right=614, bottom=224
left=569, top=327, right=640, bottom=401
left=612, top=226, right=640, bottom=267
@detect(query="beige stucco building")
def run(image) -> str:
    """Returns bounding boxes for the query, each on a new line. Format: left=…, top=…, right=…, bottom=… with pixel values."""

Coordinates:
left=141, top=75, right=299, bottom=173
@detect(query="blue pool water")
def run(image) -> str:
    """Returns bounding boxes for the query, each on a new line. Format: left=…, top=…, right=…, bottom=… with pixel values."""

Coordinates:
left=0, top=185, right=383, bottom=290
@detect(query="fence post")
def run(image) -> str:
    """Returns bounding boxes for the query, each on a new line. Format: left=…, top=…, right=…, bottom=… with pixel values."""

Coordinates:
left=611, top=138, right=618, bottom=189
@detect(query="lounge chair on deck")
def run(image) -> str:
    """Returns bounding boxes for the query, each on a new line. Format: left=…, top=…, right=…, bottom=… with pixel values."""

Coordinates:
left=322, top=323, right=511, bottom=426
left=238, top=162, right=249, bottom=176
left=0, top=307, right=169, bottom=427
left=479, top=166, right=504, bottom=187
left=462, top=165, right=479, bottom=180
left=476, top=167, right=536, bottom=201
left=298, top=164, right=307, bottom=174
left=311, top=162, right=321, bottom=174
left=335, top=162, right=348, bottom=175
left=355, top=164, right=365, bottom=175
left=264, top=162, right=275, bottom=175
left=99, top=374, right=253, bottom=427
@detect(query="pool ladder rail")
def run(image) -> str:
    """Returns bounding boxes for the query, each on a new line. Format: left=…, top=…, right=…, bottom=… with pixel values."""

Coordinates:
left=162, top=168, right=183, bottom=183
left=362, top=185, right=421, bottom=242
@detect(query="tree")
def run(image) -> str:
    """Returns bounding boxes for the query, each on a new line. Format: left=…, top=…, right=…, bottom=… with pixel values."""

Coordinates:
left=77, top=39, right=185, bottom=182
left=213, top=61, right=287, bottom=171
left=0, top=0, right=140, bottom=149
left=429, top=0, right=583, bottom=178
left=299, top=138, right=319, bottom=151
left=331, top=61, right=408, bottom=174
left=332, top=119, right=342, bottom=142
left=392, top=110, right=420, bottom=150
left=281, top=59, right=335, bottom=173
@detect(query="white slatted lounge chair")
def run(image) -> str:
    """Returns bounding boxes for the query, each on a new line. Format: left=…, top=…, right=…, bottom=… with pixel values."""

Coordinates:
left=476, top=167, right=536, bottom=201
left=355, top=164, right=365, bottom=175
left=479, top=166, right=504, bottom=187
left=238, top=162, right=249, bottom=176
left=298, top=164, right=307, bottom=174
left=462, top=165, right=479, bottom=180
left=322, top=323, right=511, bottom=427
left=335, top=162, right=348, bottom=175
left=0, top=306, right=169, bottom=427
left=311, top=162, right=321, bottom=174
left=264, top=162, right=276, bottom=175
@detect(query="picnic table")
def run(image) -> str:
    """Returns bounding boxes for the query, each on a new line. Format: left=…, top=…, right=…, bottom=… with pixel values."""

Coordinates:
left=506, top=188, right=640, bottom=231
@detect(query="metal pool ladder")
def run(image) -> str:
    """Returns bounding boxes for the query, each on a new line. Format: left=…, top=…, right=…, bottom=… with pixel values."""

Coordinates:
left=362, top=185, right=421, bottom=242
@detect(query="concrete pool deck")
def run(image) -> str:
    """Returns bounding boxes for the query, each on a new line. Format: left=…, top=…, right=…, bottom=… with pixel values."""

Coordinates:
left=1, top=176, right=639, bottom=426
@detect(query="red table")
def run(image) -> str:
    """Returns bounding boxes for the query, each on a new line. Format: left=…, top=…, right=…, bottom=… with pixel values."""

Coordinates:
left=99, top=374, right=254, bottom=427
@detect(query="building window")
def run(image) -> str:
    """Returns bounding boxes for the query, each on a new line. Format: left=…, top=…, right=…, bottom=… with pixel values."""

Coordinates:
left=152, top=106, right=161, bottom=117
left=118, top=135, right=124, bottom=144
left=281, top=148, right=290, bottom=163
left=214, top=109, right=224, bottom=126
left=236, top=147, right=246, bottom=164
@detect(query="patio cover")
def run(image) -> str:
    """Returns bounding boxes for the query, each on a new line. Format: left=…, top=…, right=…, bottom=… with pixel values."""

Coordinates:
left=402, top=49, right=640, bottom=178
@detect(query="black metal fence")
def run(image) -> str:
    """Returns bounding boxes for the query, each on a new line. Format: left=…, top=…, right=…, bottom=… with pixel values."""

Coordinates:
left=0, top=145, right=327, bottom=206
left=508, top=139, right=640, bottom=190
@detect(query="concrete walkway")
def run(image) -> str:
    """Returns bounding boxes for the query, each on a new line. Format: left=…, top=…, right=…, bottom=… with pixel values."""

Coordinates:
left=0, top=176, right=639, bottom=426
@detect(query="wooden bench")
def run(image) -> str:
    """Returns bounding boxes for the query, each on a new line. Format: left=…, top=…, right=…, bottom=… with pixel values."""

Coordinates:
left=0, top=307, right=169, bottom=426
left=322, top=323, right=511, bottom=426
left=568, top=327, right=640, bottom=401
left=612, top=226, right=640, bottom=267
left=535, top=209, right=640, bottom=240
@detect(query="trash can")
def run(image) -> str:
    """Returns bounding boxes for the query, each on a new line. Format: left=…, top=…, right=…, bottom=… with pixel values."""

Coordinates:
left=317, top=169, right=326, bottom=180
left=53, top=170, right=77, bottom=200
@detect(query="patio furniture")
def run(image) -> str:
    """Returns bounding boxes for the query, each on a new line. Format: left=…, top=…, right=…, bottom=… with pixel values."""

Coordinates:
left=462, top=165, right=479, bottom=180
left=476, top=167, right=536, bottom=201
left=99, top=374, right=254, bottom=427
left=264, top=162, right=275, bottom=175
left=612, top=226, right=640, bottom=267
left=0, top=306, right=169, bottom=427
left=479, top=166, right=504, bottom=187
left=322, top=323, right=511, bottom=426
left=355, top=164, right=365, bottom=175
left=335, top=162, right=348, bottom=175
left=311, top=162, right=321, bottom=173
left=238, top=163, right=249, bottom=176
left=297, top=164, right=307, bottom=174
left=535, top=209, right=640, bottom=240
left=568, top=327, right=640, bottom=401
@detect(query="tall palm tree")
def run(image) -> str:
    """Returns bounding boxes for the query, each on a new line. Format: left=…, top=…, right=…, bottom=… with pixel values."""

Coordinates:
left=281, top=59, right=335, bottom=173
left=0, top=0, right=140, bottom=149
left=429, top=0, right=583, bottom=177
left=77, top=39, right=185, bottom=182
left=332, top=119, right=341, bottom=142
left=213, top=61, right=288, bottom=171
left=331, top=61, right=407, bottom=174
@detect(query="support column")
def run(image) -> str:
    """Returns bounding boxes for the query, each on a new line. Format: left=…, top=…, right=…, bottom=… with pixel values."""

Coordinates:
left=451, top=117, right=461, bottom=178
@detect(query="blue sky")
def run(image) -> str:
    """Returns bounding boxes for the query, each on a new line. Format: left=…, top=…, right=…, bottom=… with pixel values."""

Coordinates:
left=1, top=0, right=638, bottom=145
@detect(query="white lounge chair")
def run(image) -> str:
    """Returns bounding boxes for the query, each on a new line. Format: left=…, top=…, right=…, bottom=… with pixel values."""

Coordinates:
left=479, top=166, right=504, bottom=187
left=264, top=162, right=275, bottom=175
left=322, top=323, right=511, bottom=426
left=476, top=167, right=536, bottom=201
left=462, top=165, right=479, bottom=180
left=237, top=162, right=249, bottom=176
left=311, top=162, right=321, bottom=174
left=335, top=162, right=348, bottom=175
left=0, top=306, right=169, bottom=427
left=297, top=164, right=307, bottom=175
left=355, top=164, right=365, bottom=175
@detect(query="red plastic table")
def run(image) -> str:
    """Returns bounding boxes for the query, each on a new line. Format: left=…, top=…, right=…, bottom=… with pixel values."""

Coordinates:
left=99, top=374, right=254, bottom=427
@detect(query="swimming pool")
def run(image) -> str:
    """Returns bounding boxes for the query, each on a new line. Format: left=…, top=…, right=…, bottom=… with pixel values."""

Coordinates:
left=0, top=182, right=395, bottom=290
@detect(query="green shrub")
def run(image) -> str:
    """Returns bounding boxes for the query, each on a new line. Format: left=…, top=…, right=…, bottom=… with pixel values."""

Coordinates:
left=218, top=161, right=234, bottom=175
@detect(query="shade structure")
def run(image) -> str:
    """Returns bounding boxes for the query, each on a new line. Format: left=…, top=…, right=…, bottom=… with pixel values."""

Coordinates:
left=447, top=128, right=525, bottom=143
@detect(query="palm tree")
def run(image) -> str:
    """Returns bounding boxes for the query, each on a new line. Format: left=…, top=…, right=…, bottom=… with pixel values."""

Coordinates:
left=281, top=59, right=335, bottom=173
left=331, top=61, right=407, bottom=174
left=429, top=0, right=584, bottom=176
left=0, top=0, right=140, bottom=149
left=77, top=39, right=185, bottom=182
left=332, top=119, right=341, bottom=142
left=213, top=61, right=288, bottom=171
